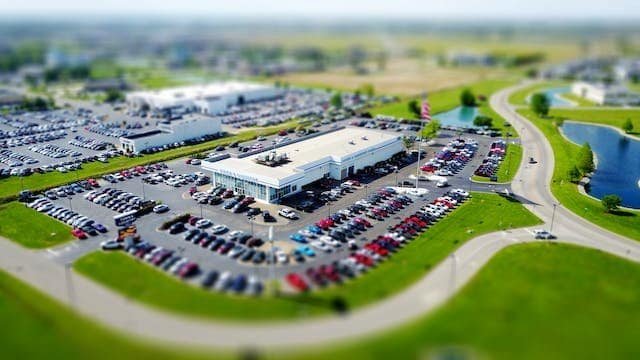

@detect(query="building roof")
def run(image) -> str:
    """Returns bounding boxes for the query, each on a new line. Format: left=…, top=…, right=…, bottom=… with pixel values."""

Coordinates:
left=203, top=127, right=402, bottom=187
left=127, top=81, right=271, bottom=104
left=121, top=130, right=165, bottom=140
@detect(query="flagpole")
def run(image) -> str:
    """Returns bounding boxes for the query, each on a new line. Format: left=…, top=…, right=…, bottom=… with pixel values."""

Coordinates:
left=415, top=92, right=427, bottom=189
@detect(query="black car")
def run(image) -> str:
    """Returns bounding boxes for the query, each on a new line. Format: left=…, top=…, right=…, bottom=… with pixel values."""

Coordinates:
left=252, top=251, right=266, bottom=264
left=241, top=249, right=256, bottom=262
left=246, top=207, right=261, bottom=216
left=262, top=211, right=276, bottom=222
left=201, top=270, right=219, bottom=288
left=169, top=222, right=185, bottom=234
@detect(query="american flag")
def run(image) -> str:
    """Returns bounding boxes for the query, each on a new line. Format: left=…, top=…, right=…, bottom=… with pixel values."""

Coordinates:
left=420, top=96, right=431, bottom=121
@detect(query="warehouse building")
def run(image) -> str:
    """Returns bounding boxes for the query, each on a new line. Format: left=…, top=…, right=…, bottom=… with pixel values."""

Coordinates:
left=119, top=115, right=221, bottom=154
left=202, top=127, right=405, bottom=204
left=571, top=81, right=640, bottom=106
left=125, top=81, right=281, bottom=115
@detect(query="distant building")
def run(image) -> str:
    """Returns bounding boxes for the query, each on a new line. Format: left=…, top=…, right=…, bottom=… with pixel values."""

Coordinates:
left=83, top=78, right=130, bottom=92
left=0, top=89, right=24, bottom=109
left=571, top=81, right=640, bottom=106
left=45, top=49, right=91, bottom=68
left=125, top=81, right=282, bottom=115
left=119, top=115, right=221, bottom=154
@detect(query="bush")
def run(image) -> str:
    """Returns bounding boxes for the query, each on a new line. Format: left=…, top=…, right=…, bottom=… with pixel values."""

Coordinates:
left=407, top=99, right=421, bottom=118
left=473, top=115, right=493, bottom=128
left=530, top=93, right=550, bottom=117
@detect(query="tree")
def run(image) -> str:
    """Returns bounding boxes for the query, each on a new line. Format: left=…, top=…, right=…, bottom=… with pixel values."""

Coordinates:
left=601, top=194, right=622, bottom=213
left=104, top=89, right=124, bottom=103
left=473, top=115, right=493, bottom=128
left=330, top=92, right=343, bottom=109
left=460, top=88, right=476, bottom=107
left=407, top=99, right=421, bottom=118
left=577, top=143, right=595, bottom=173
left=567, top=165, right=582, bottom=183
left=421, top=120, right=441, bottom=140
left=622, top=118, right=634, bottom=133
left=530, top=92, right=550, bottom=117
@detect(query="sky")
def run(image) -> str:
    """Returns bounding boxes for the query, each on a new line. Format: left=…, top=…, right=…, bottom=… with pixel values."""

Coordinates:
left=1, top=0, right=639, bottom=20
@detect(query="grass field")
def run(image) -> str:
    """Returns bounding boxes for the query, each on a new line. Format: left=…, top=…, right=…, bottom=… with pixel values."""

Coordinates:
left=285, top=243, right=640, bottom=360
left=558, top=92, right=597, bottom=107
left=518, top=109, right=640, bottom=241
left=0, top=202, right=73, bottom=248
left=472, top=144, right=523, bottom=183
left=549, top=108, right=640, bottom=137
left=75, top=192, right=541, bottom=320
left=508, top=80, right=568, bottom=106
left=0, top=120, right=306, bottom=202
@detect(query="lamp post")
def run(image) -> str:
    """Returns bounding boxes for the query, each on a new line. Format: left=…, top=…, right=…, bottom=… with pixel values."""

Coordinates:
left=550, top=203, right=558, bottom=233
left=249, top=215, right=255, bottom=236
left=394, top=169, right=399, bottom=186
left=327, top=200, right=332, bottom=217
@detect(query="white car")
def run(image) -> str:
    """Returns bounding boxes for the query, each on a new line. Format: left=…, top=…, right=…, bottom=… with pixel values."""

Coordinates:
left=190, top=159, right=201, bottom=165
left=211, top=224, right=228, bottom=234
left=215, top=271, right=232, bottom=291
left=100, top=240, right=122, bottom=250
left=228, top=230, right=244, bottom=238
left=278, top=208, right=298, bottom=220
left=276, top=251, right=289, bottom=264
left=533, top=229, right=555, bottom=239
left=153, top=204, right=169, bottom=213
left=310, top=240, right=332, bottom=253
left=195, top=218, right=212, bottom=228
left=194, top=171, right=205, bottom=177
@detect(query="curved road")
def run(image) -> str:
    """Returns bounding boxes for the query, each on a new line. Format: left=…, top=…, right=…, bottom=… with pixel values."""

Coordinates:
left=1, top=82, right=640, bottom=351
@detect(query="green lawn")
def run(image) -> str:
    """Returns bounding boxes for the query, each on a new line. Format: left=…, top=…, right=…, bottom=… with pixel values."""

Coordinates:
left=0, top=202, right=73, bottom=248
left=558, top=92, right=597, bottom=107
left=0, top=269, right=221, bottom=360
left=6, top=243, right=640, bottom=360
left=508, top=80, right=568, bottom=106
left=518, top=109, right=640, bottom=241
left=0, top=120, right=305, bottom=202
left=472, top=144, right=523, bottom=183
left=371, top=79, right=516, bottom=119
left=285, top=243, right=640, bottom=360
left=75, top=192, right=541, bottom=320
left=549, top=108, right=640, bottom=138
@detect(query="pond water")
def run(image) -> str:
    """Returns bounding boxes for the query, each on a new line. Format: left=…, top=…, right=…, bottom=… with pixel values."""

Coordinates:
left=433, top=106, right=480, bottom=129
left=527, top=87, right=575, bottom=107
left=562, top=122, right=640, bottom=209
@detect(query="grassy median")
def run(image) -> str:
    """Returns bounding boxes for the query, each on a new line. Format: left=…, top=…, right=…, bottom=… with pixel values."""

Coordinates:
left=286, top=243, right=640, bottom=360
left=75, top=192, right=541, bottom=320
left=507, top=80, right=568, bottom=106
left=0, top=202, right=73, bottom=248
left=518, top=109, right=640, bottom=241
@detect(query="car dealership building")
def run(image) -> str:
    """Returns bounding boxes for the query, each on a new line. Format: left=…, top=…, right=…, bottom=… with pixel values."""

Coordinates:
left=201, top=127, right=405, bottom=203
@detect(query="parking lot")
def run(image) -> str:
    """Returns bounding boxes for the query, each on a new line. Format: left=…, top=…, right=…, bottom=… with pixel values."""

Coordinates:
left=34, top=123, right=506, bottom=294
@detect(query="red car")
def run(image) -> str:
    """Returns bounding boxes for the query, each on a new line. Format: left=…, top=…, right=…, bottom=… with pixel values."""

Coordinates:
left=353, top=217, right=372, bottom=227
left=319, top=265, right=340, bottom=282
left=351, top=253, right=374, bottom=267
left=185, top=158, right=193, bottom=164
left=178, top=262, right=199, bottom=278
left=315, top=218, right=334, bottom=230
left=71, top=228, right=87, bottom=239
left=188, top=216, right=201, bottom=226
left=349, top=179, right=361, bottom=187
left=285, top=273, right=309, bottom=292
left=87, top=178, right=99, bottom=187
left=365, top=243, right=389, bottom=257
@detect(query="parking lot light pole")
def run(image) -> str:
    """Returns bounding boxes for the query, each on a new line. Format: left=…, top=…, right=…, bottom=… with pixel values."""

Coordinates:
left=249, top=215, right=255, bottom=236
left=327, top=200, right=332, bottom=217
left=141, top=180, right=146, bottom=201
left=199, top=203, right=203, bottom=218
left=394, top=170, right=399, bottom=186
left=550, top=203, right=557, bottom=233
left=268, top=226, right=276, bottom=296
left=68, top=196, right=73, bottom=211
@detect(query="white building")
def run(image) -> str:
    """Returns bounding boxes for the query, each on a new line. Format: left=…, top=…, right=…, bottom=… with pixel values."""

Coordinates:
left=119, top=115, right=221, bottom=154
left=571, top=81, right=640, bottom=106
left=202, top=127, right=405, bottom=204
left=126, top=81, right=282, bottom=115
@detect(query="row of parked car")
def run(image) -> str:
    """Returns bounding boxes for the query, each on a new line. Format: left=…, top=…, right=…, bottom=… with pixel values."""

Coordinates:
left=166, top=216, right=273, bottom=265
left=0, top=148, right=39, bottom=168
left=68, top=135, right=112, bottom=151
left=1, top=130, right=68, bottom=149
left=25, top=197, right=108, bottom=239
left=474, top=140, right=507, bottom=179
left=102, top=162, right=169, bottom=183
left=285, top=188, right=471, bottom=292
left=420, top=138, right=478, bottom=176
left=138, top=133, right=223, bottom=155
left=44, top=179, right=100, bottom=200
left=83, top=187, right=147, bottom=214
left=1, top=149, right=122, bottom=177
left=29, top=143, right=81, bottom=159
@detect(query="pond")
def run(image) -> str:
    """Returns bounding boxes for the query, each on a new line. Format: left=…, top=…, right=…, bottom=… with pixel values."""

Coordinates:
left=562, top=122, right=640, bottom=209
left=433, top=106, right=480, bottom=129
left=528, top=87, right=575, bottom=107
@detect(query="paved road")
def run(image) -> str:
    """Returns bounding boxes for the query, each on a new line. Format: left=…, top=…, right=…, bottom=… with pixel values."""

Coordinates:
left=1, top=82, right=640, bottom=351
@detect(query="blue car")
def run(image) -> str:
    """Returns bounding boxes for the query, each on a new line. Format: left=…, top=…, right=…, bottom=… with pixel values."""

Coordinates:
left=307, top=225, right=322, bottom=234
left=296, top=245, right=315, bottom=257
left=93, top=223, right=108, bottom=233
left=289, top=233, right=307, bottom=243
